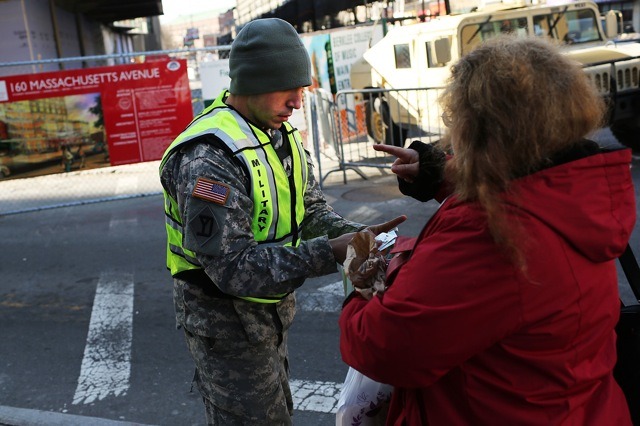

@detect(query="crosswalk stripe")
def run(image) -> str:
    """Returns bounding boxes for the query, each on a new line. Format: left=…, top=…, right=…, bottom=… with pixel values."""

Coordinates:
left=71, top=265, right=345, bottom=408
left=291, top=379, right=342, bottom=414
left=73, top=270, right=134, bottom=405
left=292, top=280, right=349, bottom=413
left=296, top=280, right=345, bottom=312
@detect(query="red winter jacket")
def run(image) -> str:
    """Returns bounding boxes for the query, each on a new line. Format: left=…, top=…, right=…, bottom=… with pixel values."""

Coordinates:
left=339, top=149, right=635, bottom=425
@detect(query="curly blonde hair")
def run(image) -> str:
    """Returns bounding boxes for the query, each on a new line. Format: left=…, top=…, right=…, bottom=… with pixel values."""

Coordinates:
left=438, top=35, right=606, bottom=266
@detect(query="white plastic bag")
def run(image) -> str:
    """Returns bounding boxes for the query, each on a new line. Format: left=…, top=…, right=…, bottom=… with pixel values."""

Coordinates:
left=335, top=367, right=393, bottom=426
left=336, top=232, right=395, bottom=425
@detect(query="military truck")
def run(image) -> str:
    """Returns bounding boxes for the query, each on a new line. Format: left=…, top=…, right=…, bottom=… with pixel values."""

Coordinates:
left=350, top=0, right=640, bottom=150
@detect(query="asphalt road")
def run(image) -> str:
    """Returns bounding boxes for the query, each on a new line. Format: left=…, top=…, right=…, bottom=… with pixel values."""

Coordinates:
left=0, top=129, right=638, bottom=425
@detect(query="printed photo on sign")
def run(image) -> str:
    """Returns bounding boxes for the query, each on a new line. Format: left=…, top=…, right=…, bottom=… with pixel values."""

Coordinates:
left=0, top=93, right=105, bottom=179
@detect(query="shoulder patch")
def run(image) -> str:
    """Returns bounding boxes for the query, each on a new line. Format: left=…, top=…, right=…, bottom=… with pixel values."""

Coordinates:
left=187, top=205, right=220, bottom=250
left=192, top=178, right=230, bottom=205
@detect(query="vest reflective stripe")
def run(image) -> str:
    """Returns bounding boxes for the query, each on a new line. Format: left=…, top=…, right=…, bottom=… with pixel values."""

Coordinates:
left=163, top=191, right=201, bottom=273
left=160, top=90, right=308, bottom=303
left=242, top=296, right=286, bottom=303
left=243, top=147, right=280, bottom=242
left=286, top=126, right=308, bottom=226
left=166, top=216, right=199, bottom=265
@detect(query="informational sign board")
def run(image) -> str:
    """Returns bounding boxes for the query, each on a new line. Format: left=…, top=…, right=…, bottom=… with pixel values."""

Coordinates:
left=199, top=59, right=231, bottom=106
left=0, top=58, right=192, bottom=174
left=297, top=25, right=385, bottom=145
left=329, top=25, right=384, bottom=138
left=329, top=25, right=383, bottom=94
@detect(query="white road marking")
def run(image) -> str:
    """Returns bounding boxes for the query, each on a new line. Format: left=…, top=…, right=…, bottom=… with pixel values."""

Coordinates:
left=297, top=280, right=346, bottom=312
left=320, top=280, right=346, bottom=296
left=72, top=271, right=134, bottom=405
left=291, top=379, right=343, bottom=413
left=70, top=263, right=345, bottom=408
left=292, top=281, right=348, bottom=413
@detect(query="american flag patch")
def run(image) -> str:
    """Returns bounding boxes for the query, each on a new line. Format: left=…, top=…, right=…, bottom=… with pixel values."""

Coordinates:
left=192, top=178, right=230, bottom=205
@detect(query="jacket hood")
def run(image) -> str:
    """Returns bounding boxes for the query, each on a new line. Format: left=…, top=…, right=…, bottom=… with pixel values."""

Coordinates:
left=506, top=149, right=635, bottom=262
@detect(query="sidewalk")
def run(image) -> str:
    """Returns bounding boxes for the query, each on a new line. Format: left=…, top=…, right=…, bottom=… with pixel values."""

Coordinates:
left=0, top=151, right=393, bottom=216
left=0, top=160, right=166, bottom=216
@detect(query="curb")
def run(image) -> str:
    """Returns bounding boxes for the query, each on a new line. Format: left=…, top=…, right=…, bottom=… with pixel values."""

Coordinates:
left=0, top=405, right=155, bottom=426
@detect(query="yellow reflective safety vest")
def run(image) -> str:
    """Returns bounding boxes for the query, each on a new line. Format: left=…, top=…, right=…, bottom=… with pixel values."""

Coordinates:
left=159, top=90, right=309, bottom=303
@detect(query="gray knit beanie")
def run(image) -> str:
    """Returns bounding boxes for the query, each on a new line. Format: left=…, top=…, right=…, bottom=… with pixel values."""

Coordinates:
left=229, top=18, right=312, bottom=95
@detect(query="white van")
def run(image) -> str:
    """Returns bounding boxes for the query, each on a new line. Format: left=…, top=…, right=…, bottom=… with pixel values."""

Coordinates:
left=350, top=0, right=640, bottom=150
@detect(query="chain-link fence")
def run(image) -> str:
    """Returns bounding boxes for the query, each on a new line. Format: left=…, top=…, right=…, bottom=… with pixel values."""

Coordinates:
left=0, top=159, right=163, bottom=215
left=0, top=47, right=444, bottom=214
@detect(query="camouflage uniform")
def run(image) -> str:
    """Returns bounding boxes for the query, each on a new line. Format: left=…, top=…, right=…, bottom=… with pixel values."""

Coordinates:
left=160, top=122, right=364, bottom=425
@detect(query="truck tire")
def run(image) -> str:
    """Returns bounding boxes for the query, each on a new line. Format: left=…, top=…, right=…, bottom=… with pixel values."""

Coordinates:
left=364, top=98, right=378, bottom=140
left=365, top=97, right=407, bottom=147
left=610, top=117, right=640, bottom=153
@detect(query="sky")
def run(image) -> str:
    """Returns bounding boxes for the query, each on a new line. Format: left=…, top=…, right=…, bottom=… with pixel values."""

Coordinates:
left=160, top=0, right=236, bottom=22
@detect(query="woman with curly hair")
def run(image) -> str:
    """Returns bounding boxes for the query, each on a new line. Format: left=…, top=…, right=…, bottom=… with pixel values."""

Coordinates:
left=339, top=36, right=635, bottom=425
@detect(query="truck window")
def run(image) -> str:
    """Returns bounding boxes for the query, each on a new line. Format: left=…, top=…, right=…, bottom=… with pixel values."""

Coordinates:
left=394, top=44, right=412, bottom=69
left=426, top=41, right=447, bottom=68
left=461, top=18, right=528, bottom=55
left=533, top=9, right=602, bottom=45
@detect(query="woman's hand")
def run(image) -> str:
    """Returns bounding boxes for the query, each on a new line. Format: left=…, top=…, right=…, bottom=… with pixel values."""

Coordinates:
left=364, top=215, right=407, bottom=236
left=373, top=144, right=420, bottom=183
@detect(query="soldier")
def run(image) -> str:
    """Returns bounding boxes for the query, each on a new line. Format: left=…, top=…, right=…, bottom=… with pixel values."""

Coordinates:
left=62, top=145, right=74, bottom=172
left=159, top=18, right=404, bottom=425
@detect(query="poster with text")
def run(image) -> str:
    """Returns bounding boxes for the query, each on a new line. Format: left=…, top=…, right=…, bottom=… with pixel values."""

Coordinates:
left=329, top=25, right=384, bottom=140
left=0, top=59, right=191, bottom=179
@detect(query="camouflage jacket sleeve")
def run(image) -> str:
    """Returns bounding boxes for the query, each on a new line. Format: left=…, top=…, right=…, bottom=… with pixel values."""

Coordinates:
left=163, top=135, right=364, bottom=298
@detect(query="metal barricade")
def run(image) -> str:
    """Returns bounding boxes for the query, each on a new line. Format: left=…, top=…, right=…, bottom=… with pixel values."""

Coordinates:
left=1, top=53, right=443, bottom=214
left=309, top=86, right=446, bottom=187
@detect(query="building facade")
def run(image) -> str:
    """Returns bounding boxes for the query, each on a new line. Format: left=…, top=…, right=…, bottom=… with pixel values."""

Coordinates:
left=160, top=12, right=222, bottom=50
left=231, top=0, right=639, bottom=38
left=0, top=0, right=163, bottom=77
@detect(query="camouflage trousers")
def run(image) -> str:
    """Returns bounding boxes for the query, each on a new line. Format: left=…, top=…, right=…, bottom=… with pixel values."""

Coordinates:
left=183, top=328, right=293, bottom=425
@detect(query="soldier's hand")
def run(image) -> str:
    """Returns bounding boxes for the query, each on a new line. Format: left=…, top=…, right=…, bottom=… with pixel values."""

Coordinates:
left=330, top=216, right=407, bottom=264
left=329, top=232, right=355, bottom=265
